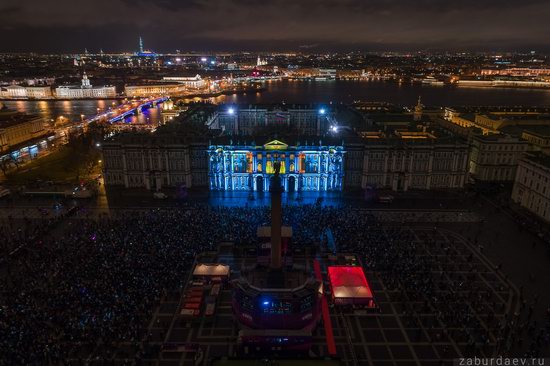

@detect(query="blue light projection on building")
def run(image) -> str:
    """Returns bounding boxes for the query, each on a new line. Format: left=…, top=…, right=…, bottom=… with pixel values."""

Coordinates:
left=208, top=139, right=345, bottom=192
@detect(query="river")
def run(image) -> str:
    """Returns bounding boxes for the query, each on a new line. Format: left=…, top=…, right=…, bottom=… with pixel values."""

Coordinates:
left=4, top=80, right=550, bottom=123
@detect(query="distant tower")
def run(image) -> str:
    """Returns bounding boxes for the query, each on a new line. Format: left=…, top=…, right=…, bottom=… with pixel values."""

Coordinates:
left=84, top=48, right=89, bottom=55
left=99, top=48, right=104, bottom=56
left=81, top=71, right=92, bottom=88
left=257, top=56, right=262, bottom=66
left=139, top=36, right=144, bottom=54
left=414, top=96, right=423, bottom=122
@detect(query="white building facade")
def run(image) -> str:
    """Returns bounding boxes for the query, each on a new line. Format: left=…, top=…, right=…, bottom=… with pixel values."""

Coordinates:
left=512, top=153, right=550, bottom=223
left=55, top=73, right=116, bottom=99
left=162, top=75, right=206, bottom=89
left=359, top=142, right=469, bottom=191
left=124, top=84, right=186, bottom=97
left=0, top=112, right=48, bottom=153
left=469, top=135, right=529, bottom=182
left=0, top=85, right=53, bottom=99
left=103, top=137, right=469, bottom=192
left=102, top=138, right=208, bottom=190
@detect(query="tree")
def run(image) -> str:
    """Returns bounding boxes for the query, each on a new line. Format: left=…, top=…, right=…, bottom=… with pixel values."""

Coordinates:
left=0, top=159, right=9, bottom=176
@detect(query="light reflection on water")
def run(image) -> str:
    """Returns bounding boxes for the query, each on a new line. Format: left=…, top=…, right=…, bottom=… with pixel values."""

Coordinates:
left=4, top=80, right=550, bottom=123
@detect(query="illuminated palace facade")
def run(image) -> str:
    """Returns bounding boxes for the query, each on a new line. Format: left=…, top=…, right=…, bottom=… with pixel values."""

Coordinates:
left=102, top=104, right=471, bottom=192
left=208, top=139, right=345, bottom=192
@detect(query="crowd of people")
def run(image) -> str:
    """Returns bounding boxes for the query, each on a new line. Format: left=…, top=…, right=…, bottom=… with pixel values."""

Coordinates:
left=332, top=213, right=550, bottom=358
left=1, top=204, right=322, bottom=364
left=1, top=203, right=549, bottom=364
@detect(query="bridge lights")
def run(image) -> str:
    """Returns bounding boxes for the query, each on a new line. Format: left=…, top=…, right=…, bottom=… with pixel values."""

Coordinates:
left=319, top=108, right=326, bottom=115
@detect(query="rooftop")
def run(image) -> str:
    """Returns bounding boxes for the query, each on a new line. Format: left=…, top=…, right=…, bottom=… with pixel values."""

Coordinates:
left=358, top=124, right=465, bottom=146
left=104, top=104, right=468, bottom=147
left=209, top=135, right=350, bottom=147
left=193, top=263, right=230, bottom=277
left=523, top=152, right=550, bottom=170
left=56, top=85, right=114, bottom=89
left=126, top=82, right=182, bottom=87
left=0, top=111, right=42, bottom=128
left=481, top=113, right=550, bottom=121
left=327, top=265, right=373, bottom=300
left=521, top=125, right=550, bottom=137
left=458, top=113, right=476, bottom=122
left=366, top=113, right=431, bottom=124
left=446, top=106, right=550, bottom=115
left=216, top=103, right=334, bottom=112
left=472, top=133, right=526, bottom=142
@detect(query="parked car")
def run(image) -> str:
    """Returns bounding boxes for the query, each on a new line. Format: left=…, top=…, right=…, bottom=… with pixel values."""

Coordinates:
left=64, top=187, right=93, bottom=198
left=0, top=187, right=11, bottom=198
left=153, top=192, right=168, bottom=199
left=378, top=194, right=394, bottom=203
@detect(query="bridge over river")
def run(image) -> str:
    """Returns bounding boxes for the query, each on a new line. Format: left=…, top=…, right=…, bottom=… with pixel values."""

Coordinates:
left=86, top=96, right=169, bottom=124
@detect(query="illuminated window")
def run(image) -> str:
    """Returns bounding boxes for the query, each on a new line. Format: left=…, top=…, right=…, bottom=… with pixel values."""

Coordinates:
left=280, top=161, right=286, bottom=174
left=257, top=163, right=262, bottom=172
left=247, top=154, right=253, bottom=173
left=290, top=162, right=295, bottom=172
left=266, top=160, right=273, bottom=174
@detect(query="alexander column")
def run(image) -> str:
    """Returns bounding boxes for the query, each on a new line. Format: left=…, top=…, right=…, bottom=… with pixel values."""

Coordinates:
left=270, top=161, right=283, bottom=269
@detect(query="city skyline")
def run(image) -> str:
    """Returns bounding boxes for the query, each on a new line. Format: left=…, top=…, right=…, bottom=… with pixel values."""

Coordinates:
left=1, top=0, right=549, bottom=53
left=2, top=2, right=550, bottom=364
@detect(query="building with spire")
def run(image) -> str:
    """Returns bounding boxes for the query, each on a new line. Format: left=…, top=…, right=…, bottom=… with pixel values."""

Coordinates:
left=55, top=72, right=116, bottom=99
left=136, top=36, right=157, bottom=57
left=414, top=96, right=423, bottom=122
left=81, top=72, right=92, bottom=88
left=257, top=56, right=267, bottom=66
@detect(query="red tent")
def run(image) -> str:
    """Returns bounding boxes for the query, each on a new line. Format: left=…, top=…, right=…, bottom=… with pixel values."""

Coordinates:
left=327, top=266, right=374, bottom=306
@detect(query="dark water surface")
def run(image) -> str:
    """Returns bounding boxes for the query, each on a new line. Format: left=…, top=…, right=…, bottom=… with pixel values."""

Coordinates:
left=5, top=80, right=550, bottom=122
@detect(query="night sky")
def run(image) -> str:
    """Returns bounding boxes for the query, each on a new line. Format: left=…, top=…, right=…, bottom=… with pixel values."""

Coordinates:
left=0, top=0, right=548, bottom=53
